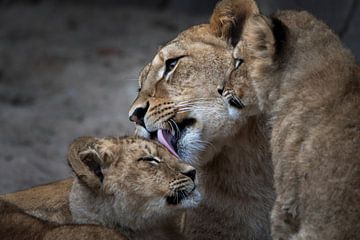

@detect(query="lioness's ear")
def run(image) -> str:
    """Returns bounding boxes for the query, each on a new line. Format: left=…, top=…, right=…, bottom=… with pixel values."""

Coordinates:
left=67, top=136, right=105, bottom=191
left=210, top=0, right=259, bottom=46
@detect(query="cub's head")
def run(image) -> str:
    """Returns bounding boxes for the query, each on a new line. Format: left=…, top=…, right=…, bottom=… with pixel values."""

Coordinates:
left=128, top=0, right=260, bottom=166
left=67, top=136, right=200, bottom=231
left=219, top=13, right=288, bottom=112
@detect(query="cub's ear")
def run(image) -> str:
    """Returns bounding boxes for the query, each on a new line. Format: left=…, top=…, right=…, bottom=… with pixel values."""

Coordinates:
left=210, top=0, right=259, bottom=46
left=67, top=136, right=105, bottom=191
left=242, top=15, right=286, bottom=61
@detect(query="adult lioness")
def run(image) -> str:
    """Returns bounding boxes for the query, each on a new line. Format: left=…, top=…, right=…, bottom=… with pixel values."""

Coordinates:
left=0, top=200, right=127, bottom=240
left=1, top=136, right=200, bottom=240
left=128, top=0, right=274, bottom=239
left=220, top=5, right=360, bottom=240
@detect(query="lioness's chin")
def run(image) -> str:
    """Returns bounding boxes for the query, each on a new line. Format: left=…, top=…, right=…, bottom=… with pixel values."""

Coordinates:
left=134, top=125, right=151, bottom=139
left=176, top=127, right=204, bottom=165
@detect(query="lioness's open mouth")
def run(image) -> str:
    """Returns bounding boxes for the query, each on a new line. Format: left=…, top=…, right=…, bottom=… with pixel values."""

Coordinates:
left=152, top=118, right=196, bottom=158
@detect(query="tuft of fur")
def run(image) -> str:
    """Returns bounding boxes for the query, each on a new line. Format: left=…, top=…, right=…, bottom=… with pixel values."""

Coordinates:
left=223, top=9, right=360, bottom=240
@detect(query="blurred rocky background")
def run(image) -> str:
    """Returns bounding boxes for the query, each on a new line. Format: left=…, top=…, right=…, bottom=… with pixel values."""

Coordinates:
left=0, top=0, right=359, bottom=194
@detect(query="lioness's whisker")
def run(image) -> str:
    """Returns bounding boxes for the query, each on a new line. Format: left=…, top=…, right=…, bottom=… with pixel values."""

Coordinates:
left=167, top=121, right=175, bottom=136
left=176, top=101, right=218, bottom=107
left=169, top=119, right=181, bottom=138
left=177, top=106, right=215, bottom=112
left=177, top=105, right=215, bottom=109
left=188, top=139, right=215, bottom=151
left=177, top=97, right=218, bottom=103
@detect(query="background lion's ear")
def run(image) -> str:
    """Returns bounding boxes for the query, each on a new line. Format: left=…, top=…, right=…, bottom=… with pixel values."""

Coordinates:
left=67, top=136, right=104, bottom=191
left=210, top=0, right=259, bottom=46
left=242, top=15, right=279, bottom=60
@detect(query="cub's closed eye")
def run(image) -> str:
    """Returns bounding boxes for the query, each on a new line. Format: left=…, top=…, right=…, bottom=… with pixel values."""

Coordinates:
left=234, top=58, right=244, bottom=69
left=164, top=56, right=184, bottom=77
left=138, top=156, right=160, bottom=165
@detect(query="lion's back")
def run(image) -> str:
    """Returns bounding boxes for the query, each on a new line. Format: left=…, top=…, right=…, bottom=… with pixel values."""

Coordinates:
left=0, top=178, right=73, bottom=224
left=0, top=199, right=127, bottom=240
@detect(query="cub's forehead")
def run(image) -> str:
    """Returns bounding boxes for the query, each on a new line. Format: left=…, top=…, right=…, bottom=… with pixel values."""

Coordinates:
left=122, top=137, right=170, bottom=157
left=92, top=137, right=178, bottom=164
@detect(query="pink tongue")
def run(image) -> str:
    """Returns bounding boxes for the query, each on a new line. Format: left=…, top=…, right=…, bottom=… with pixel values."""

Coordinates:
left=157, top=129, right=179, bottom=158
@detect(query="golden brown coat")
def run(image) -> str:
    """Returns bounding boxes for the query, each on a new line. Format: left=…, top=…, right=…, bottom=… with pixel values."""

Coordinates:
left=0, top=199, right=127, bottom=240
left=221, top=3, right=360, bottom=239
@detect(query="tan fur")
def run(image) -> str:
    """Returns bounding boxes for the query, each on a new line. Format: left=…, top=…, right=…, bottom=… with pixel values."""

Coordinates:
left=1, top=136, right=200, bottom=240
left=0, top=199, right=127, bottom=240
left=222, top=8, right=360, bottom=240
left=210, top=0, right=259, bottom=45
left=1, top=179, right=73, bottom=224
left=128, top=1, right=274, bottom=239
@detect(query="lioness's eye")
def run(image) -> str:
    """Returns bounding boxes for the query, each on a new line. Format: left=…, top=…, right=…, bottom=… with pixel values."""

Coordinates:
left=138, top=156, right=160, bottom=165
left=164, top=56, right=185, bottom=77
left=164, top=58, right=178, bottom=76
left=234, top=58, right=244, bottom=69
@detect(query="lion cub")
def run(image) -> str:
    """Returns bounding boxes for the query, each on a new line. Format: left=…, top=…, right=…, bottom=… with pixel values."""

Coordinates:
left=0, top=200, right=127, bottom=240
left=1, top=136, right=201, bottom=239
left=219, top=3, right=360, bottom=240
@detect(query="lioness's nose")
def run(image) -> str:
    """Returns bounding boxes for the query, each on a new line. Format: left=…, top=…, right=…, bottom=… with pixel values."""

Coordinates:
left=129, top=102, right=149, bottom=127
left=182, top=169, right=196, bottom=182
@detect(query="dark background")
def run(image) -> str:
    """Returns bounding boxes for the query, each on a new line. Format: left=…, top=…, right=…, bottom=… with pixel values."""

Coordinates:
left=0, top=0, right=359, bottom=194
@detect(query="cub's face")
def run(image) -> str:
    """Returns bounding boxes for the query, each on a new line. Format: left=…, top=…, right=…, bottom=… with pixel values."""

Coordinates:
left=219, top=41, right=261, bottom=118
left=68, top=136, right=200, bottom=228
left=128, top=25, right=247, bottom=166
left=220, top=14, right=281, bottom=113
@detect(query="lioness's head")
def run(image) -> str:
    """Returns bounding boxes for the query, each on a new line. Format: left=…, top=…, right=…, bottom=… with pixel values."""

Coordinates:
left=67, top=136, right=200, bottom=231
left=128, top=0, right=260, bottom=166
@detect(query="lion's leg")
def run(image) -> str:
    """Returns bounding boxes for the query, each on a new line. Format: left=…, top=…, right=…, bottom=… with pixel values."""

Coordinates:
left=271, top=154, right=301, bottom=240
left=271, top=195, right=300, bottom=240
left=288, top=227, right=317, bottom=240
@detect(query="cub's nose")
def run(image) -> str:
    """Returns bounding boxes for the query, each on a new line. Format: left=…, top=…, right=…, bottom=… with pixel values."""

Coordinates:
left=129, top=102, right=149, bottom=127
left=217, top=84, right=225, bottom=95
left=182, top=169, right=196, bottom=182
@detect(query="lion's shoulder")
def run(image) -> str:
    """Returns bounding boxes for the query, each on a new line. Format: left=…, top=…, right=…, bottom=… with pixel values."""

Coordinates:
left=0, top=178, right=73, bottom=224
left=0, top=199, right=127, bottom=240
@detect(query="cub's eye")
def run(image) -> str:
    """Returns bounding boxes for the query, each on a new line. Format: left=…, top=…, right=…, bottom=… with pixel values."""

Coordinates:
left=234, top=58, right=244, bottom=69
left=137, top=87, right=141, bottom=93
left=138, top=156, right=160, bottom=165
